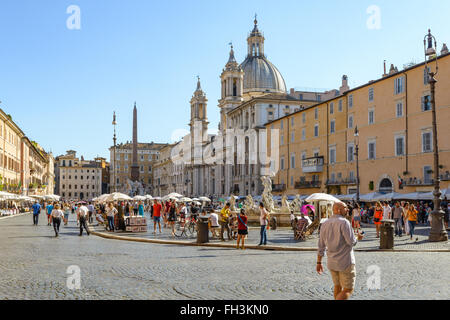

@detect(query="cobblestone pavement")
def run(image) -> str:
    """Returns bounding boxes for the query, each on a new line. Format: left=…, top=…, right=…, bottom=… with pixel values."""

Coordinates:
left=96, top=213, right=450, bottom=251
left=0, top=213, right=449, bottom=300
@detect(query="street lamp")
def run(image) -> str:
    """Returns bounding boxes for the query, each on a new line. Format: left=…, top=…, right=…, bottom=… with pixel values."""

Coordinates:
left=354, top=126, right=360, bottom=204
left=423, top=29, right=448, bottom=242
left=112, top=111, right=117, bottom=193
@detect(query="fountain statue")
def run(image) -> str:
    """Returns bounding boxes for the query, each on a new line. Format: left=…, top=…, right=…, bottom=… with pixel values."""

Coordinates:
left=290, top=195, right=303, bottom=213
left=126, top=178, right=145, bottom=196
left=280, top=194, right=291, bottom=213
left=229, top=194, right=237, bottom=211
left=243, top=195, right=259, bottom=216
left=261, top=175, right=275, bottom=213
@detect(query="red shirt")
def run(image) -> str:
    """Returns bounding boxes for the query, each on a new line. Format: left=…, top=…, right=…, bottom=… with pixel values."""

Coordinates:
left=237, top=215, right=248, bottom=230
left=153, top=203, right=162, bottom=217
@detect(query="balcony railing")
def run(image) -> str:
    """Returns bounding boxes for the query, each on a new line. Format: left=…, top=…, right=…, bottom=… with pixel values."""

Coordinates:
left=295, top=180, right=321, bottom=189
left=326, top=178, right=357, bottom=186
left=403, top=177, right=433, bottom=186
left=272, top=184, right=286, bottom=192
left=302, top=156, right=324, bottom=173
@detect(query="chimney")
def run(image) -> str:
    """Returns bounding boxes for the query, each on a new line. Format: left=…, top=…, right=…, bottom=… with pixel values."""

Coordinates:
left=382, top=60, right=388, bottom=77
left=339, top=75, right=350, bottom=94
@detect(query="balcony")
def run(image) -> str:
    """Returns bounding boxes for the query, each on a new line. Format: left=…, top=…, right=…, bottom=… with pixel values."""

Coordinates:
left=295, top=180, right=321, bottom=189
left=326, top=178, right=357, bottom=186
left=403, top=177, right=433, bottom=186
left=272, top=184, right=286, bottom=192
left=302, top=156, right=324, bottom=173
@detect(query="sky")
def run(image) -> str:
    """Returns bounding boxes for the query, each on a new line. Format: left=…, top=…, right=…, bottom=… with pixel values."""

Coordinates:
left=1, top=0, right=449, bottom=161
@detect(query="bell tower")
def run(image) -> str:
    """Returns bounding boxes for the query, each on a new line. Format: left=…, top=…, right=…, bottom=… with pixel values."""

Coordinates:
left=218, top=43, right=244, bottom=132
left=189, top=76, right=209, bottom=143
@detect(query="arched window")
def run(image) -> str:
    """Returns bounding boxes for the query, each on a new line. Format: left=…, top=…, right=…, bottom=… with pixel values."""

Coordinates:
left=233, top=79, right=237, bottom=97
left=379, top=178, right=393, bottom=193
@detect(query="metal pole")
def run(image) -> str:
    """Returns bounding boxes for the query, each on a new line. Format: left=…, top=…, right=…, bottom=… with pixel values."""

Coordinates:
left=356, top=143, right=360, bottom=203
left=428, top=72, right=448, bottom=241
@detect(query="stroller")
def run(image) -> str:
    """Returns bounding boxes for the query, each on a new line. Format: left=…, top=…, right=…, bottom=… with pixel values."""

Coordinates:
left=294, top=218, right=308, bottom=241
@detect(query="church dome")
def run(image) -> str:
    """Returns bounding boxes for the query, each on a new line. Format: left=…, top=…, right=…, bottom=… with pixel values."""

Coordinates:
left=240, top=56, right=286, bottom=93
left=239, top=16, right=287, bottom=94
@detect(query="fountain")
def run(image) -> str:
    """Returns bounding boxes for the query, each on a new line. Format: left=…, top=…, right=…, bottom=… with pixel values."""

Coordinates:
left=126, top=178, right=145, bottom=197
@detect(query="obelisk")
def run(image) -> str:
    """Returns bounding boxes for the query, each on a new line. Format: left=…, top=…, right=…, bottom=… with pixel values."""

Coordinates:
left=130, top=102, right=140, bottom=182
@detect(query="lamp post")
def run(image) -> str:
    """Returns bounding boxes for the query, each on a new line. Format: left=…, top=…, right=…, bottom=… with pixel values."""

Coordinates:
left=354, top=126, right=360, bottom=204
left=112, top=111, right=117, bottom=193
left=424, top=29, right=448, bottom=242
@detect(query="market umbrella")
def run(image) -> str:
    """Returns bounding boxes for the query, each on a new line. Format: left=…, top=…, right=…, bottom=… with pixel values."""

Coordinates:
left=178, top=197, right=192, bottom=202
left=133, top=195, right=146, bottom=201
left=372, top=192, right=402, bottom=201
left=167, top=192, right=183, bottom=198
left=359, top=192, right=383, bottom=202
left=192, top=198, right=200, bottom=201
left=95, top=194, right=110, bottom=202
left=336, top=194, right=357, bottom=201
left=106, top=192, right=132, bottom=202
left=145, top=195, right=153, bottom=200
left=199, top=196, right=211, bottom=202
left=305, top=193, right=342, bottom=203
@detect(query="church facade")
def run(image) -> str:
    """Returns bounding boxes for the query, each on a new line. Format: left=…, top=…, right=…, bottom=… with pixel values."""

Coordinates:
left=175, top=18, right=326, bottom=198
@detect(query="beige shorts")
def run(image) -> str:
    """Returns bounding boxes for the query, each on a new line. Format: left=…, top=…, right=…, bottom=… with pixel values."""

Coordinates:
left=330, top=264, right=356, bottom=290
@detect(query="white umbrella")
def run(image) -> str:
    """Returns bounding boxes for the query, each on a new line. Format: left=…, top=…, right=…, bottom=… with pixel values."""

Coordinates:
left=145, top=195, right=153, bottom=200
left=95, top=194, right=110, bottom=203
left=199, top=196, right=211, bottom=202
left=133, top=195, right=146, bottom=201
left=167, top=192, right=183, bottom=198
left=305, top=193, right=342, bottom=203
left=178, top=197, right=192, bottom=202
left=106, top=192, right=133, bottom=201
left=153, top=196, right=162, bottom=200
left=393, top=192, right=420, bottom=200
left=194, top=201, right=202, bottom=206
left=191, top=198, right=200, bottom=201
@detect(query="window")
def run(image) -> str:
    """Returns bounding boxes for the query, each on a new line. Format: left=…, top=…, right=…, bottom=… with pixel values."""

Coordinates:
left=338, top=99, right=343, bottom=112
left=348, top=114, right=353, bottom=128
left=301, top=128, right=306, bottom=140
left=329, top=147, right=336, bottom=164
left=369, top=88, right=374, bottom=102
left=424, top=166, right=432, bottom=183
left=422, top=132, right=432, bottom=153
left=280, top=135, right=284, bottom=146
left=299, top=94, right=303, bottom=100
left=301, top=152, right=307, bottom=160
left=396, top=102, right=403, bottom=117
left=394, top=76, right=405, bottom=95
left=421, top=95, right=432, bottom=111
left=330, top=120, right=335, bottom=134
left=368, top=109, right=375, bottom=124
left=349, top=171, right=355, bottom=180
left=291, top=117, right=294, bottom=127
left=291, top=176, right=294, bottom=186
left=368, top=141, right=376, bottom=159
left=331, top=173, right=336, bottom=182
left=395, top=136, right=405, bottom=156
left=347, top=144, right=354, bottom=162
left=330, top=102, right=334, bottom=114
left=291, top=132, right=295, bottom=143
left=317, top=95, right=321, bottom=102
left=424, top=67, right=430, bottom=85
left=280, top=120, right=283, bottom=129
left=314, top=124, right=319, bottom=137
left=280, top=157, right=285, bottom=170
left=314, top=108, right=318, bottom=120
left=302, top=113, right=306, bottom=124
left=291, top=153, right=296, bottom=169
left=349, top=95, right=353, bottom=108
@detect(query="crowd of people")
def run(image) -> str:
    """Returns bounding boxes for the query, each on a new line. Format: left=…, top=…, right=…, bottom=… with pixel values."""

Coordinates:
left=345, top=198, right=450, bottom=241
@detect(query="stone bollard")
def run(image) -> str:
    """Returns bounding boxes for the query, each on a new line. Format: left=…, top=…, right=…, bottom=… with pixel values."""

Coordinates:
left=380, top=219, right=395, bottom=249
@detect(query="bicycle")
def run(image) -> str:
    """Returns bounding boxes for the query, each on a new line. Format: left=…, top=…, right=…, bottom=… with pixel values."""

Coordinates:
left=174, top=214, right=198, bottom=238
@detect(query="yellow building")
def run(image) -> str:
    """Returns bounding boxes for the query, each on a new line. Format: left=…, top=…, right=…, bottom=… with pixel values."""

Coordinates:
left=266, top=51, right=450, bottom=196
